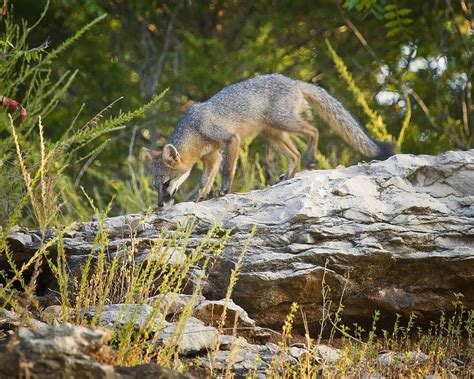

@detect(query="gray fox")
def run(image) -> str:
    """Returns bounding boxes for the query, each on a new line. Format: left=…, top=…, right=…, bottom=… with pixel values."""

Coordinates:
left=146, top=73, right=393, bottom=208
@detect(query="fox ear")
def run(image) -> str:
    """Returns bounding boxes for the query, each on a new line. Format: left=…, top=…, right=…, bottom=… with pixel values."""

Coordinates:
left=162, top=144, right=180, bottom=164
left=142, top=147, right=161, bottom=164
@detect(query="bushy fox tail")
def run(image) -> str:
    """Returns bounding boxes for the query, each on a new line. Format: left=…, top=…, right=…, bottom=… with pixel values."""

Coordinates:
left=300, top=83, right=394, bottom=160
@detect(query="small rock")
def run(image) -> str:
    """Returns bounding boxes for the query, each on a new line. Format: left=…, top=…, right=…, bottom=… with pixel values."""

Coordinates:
left=265, top=342, right=280, bottom=354
left=7, top=228, right=32, bottom=246
left=193, top=299, right=255, bottom=328
left=289, top=346, right=307, bottom=359
left=218, top=334, right=249, bottom=350
left=315, top=344, right=341, bottom=362
left=250, top=327, right=273, bottom=343
left=0, top=309, right=47, bottom=330
left=157, top=317, right=218, bottom=355
left=378, top=351, right=430, bottom=367
left=198, top=341, right=293, bottom=377
left=16, top=323, right=112, bottom=354
left=218, top=334, right=237, bottom=350
left=114, top=364, right=194, bottom=378
left=42, top=305, right=71, bottom=324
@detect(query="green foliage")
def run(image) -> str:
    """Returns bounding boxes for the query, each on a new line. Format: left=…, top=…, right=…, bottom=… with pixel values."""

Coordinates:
left=0, top=7, right=169, bottom=227
left=1, top=0, right=472, bottom=224
left=384, top=3, right=413, bottom=39
left=344, top=0, right=386, bottom=19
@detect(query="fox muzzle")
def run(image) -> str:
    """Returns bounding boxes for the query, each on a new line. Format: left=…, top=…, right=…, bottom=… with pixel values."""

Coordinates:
left=157, top=185, right=173, bottom=208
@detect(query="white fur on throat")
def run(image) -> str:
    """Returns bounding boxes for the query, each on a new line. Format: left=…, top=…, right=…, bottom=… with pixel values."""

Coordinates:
left=169, top=170, right=191, bottom=195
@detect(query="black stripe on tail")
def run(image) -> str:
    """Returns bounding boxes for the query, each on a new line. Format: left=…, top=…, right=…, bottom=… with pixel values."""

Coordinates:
left=374, top=140, right=395, bottom=161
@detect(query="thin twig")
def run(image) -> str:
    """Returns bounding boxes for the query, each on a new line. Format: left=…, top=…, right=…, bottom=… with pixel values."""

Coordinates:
left=27, top=0, right=50, bottom=32
left=445, top=0, right=472, bottom=56
left=338, top=7, right=378, bottom=61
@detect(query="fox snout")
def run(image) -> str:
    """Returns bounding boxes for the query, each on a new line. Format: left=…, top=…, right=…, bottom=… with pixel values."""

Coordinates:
left=157, top=191, right=173, bottom=208
left=154, top=180, right=171, bottom=208
left=156, top=188, right=174, bottom=208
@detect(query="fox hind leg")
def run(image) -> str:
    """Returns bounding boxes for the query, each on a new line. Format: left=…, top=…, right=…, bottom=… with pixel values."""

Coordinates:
left=290, top=120, right=319, bottom=169
left=263, top=128, right=301, bottom=180
left=268, top=110, right=319, bottom=169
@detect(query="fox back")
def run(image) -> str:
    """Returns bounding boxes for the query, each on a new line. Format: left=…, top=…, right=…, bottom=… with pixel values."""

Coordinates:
left=150, top=74, right=393, bottom=207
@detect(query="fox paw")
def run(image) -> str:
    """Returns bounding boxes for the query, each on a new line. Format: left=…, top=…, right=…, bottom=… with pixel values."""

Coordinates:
left=214, top=189, right=228, bottom=198
left=279, top=173, right=289, bottom=182
left=304, top=159, right=317, bottom=170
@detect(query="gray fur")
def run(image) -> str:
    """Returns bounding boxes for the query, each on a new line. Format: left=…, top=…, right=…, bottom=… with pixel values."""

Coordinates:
left=168, top=74, right=388, bottom=157
left=299, top=82, right=382, bottom=157
left=153, top=74, right=393, bottom=207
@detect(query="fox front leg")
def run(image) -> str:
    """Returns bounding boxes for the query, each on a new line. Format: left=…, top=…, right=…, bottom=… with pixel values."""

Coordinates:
left=216, top=134, right=240, bottom=197
left=196, top=149, right=222, bottom=202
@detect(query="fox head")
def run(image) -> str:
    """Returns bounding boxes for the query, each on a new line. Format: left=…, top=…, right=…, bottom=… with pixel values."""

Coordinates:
left=144, top=144, right=191, bottom=208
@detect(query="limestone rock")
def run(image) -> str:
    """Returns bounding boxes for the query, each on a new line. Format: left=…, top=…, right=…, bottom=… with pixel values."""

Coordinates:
left=7, top=151, right=474, bottom=329
left=315, top=344, right=341, bottom=362
left=146, top=292, right=205, bottom=317
left=41, top=305, right=70, bottom=324
left=289, top=346, right=307, bottom=359
left=0, top=309, right=47, bottom=331
left=377, top=351, right=430, bottom=367
left=199, top=341, right=294, bottom=377
left=157, top=317, right=218, bottom=355
left=0, top=323, right=114, bottom=378
left=0, top=324, right=191, bottom=378
left=218, top=334, right=243, bottom=350
left=136, top=247, right=187, bottom=265
left=193, top=299, right=256, bottom=328
left=84, top=304, right=168, bottom=332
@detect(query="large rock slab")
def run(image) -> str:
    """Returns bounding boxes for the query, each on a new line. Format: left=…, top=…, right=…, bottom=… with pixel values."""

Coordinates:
left=7, top=151, right=474, bottom=329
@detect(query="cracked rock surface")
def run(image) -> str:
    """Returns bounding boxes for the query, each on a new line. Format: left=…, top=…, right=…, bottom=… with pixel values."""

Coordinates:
left=0, top=324, right=192, bottom=378
left=7, top=150, right=474, bottom=328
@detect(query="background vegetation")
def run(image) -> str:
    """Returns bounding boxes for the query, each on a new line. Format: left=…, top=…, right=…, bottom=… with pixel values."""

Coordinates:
left=1, top=0, right=472, bottom=226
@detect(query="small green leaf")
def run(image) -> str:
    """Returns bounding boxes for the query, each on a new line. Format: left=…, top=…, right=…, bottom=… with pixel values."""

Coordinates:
left=398, top=8, right=412, bottom=16
left=385, top=20, right=400, bottom=28
left=386, top=27, right=401, bottom=37
left=344, top=0, right=360, bottom=10
left=384, top=11, right=397, bottom=19
left=372, top=7, right=385, bottom=20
